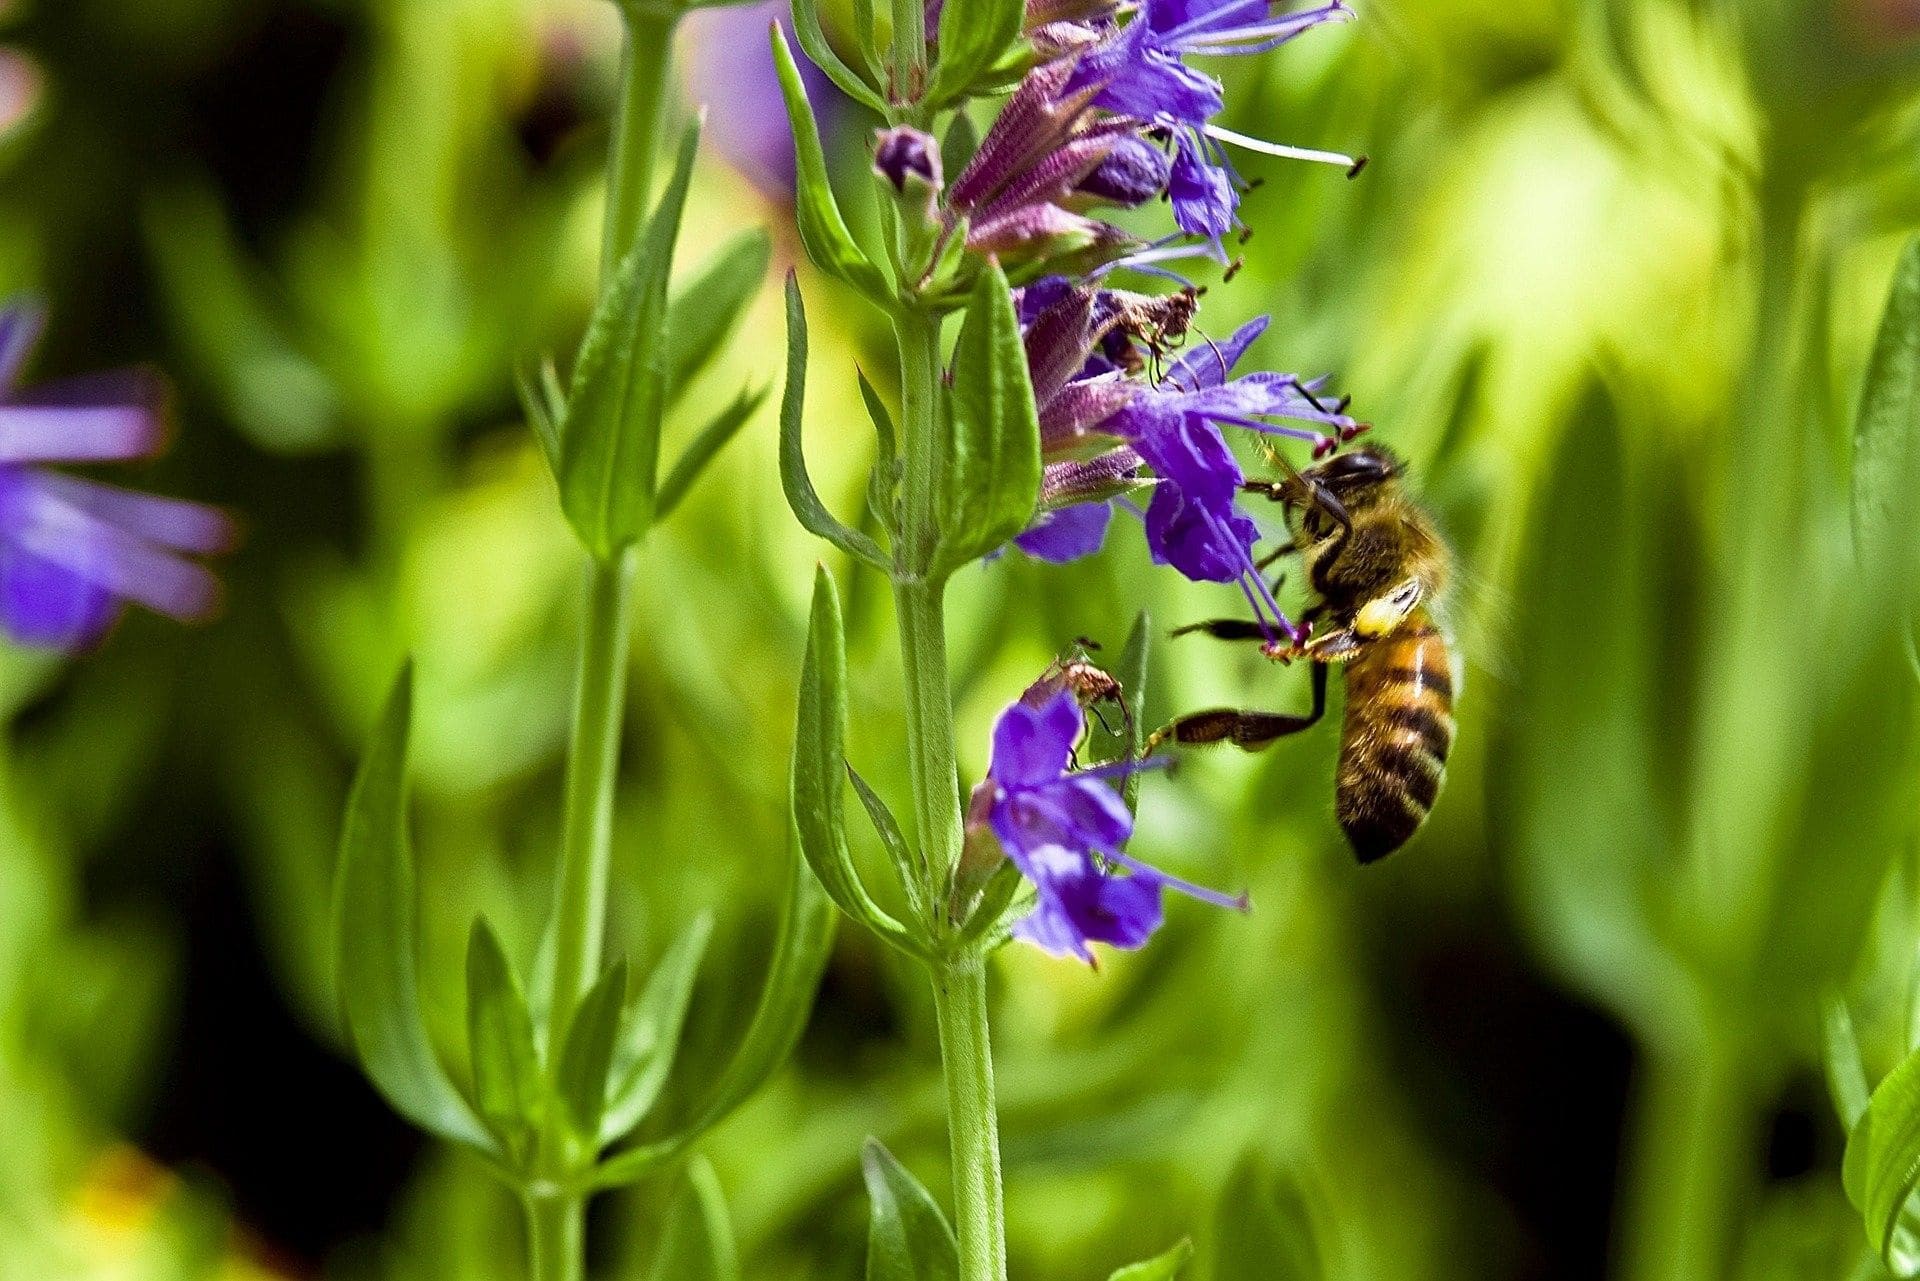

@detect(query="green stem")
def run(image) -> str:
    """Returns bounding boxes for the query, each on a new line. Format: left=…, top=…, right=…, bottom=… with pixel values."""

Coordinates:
left=891, top=308, right=961, bottom=903
left=524, top=1191, right=587, bottom=1281
left=932, top=954, right=1007, bottom=1281
left=890, top=0, right=927, bottom=111
left=1616, top=1029, right=1754, bottom=1281
left=546, top=549, right=638, bottom=1051
left=601, top=9, right=677, bottom=279
left=890, top=305, right=1005, bottom=1279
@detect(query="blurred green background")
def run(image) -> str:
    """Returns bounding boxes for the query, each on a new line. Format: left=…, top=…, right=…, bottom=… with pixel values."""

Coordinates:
left=3, top=0, right=1920, bottom=1277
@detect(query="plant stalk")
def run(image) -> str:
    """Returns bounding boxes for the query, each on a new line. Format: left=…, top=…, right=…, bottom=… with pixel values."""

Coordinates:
left=546, top=547, right=638, bottom=1051
left=601, top=9, right=678, bottom=279
left=525, top=1191, right=587, bottom=1281
left=891, top=305, right=1006, bottom=1280
left=932, top=952, right=1008, bottom=1281
left=890, top=0, right=927, bottom=112
left=892, top=309, right=963, bottom=897
left=1616, top=1028, right=1754, bottom=1281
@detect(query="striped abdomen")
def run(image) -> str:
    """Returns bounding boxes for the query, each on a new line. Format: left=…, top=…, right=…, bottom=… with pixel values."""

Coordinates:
left=1336, top=621, right=1454, bottom=863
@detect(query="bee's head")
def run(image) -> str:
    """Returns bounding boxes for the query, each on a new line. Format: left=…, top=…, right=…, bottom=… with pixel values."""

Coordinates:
left=1303, top=445, right=1402, bottom=507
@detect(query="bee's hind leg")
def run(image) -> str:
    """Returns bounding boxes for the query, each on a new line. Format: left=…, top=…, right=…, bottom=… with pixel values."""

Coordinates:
left=1148, top=663, right=1328, bottom=754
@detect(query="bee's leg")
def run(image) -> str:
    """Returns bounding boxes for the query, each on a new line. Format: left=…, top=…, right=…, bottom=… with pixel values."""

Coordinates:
left=1148, top=662, right=1328, bottom=753
left=1255, top=540, right=1298, bottom=572
left=1170, top=618, right=1272, bottom=643
left=1173, top=604, right=1327, bottom=647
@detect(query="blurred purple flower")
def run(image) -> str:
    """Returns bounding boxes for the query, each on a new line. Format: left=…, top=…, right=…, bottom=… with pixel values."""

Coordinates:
left=981, top=688, right=1244, bottom=963
left=683, top=0, right=828, bottom=198
left=0, top=304, right=234, bottom=648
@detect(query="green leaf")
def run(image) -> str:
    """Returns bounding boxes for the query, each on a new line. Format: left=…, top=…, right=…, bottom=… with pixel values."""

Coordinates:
left=648, top=1157, right=740, bottom=1281
left=790, top=0, right=887, bottom=112
left=556, top=958, right=628, bottom=1144
left=465, top=918, right=543, bottom=1155
left=655, top=385, right=769, bottom=522
left=602, top=913, right=713, bottom=1141
left=331, top=666, right=493, bottom=1151
left=1212, top=1155, right=1323, bottom=1281
left=515, top=356, right=564, bottom=475
left=1853, top=235, right=1920, bottom=679
left=849, top=766, right=922, bottom=909
left=861, top=1139, right=959, bottom=1281
left=665, top=229, right=773, bottom=402
left=558, top=120, right=702, bottom=557
left=927, top=0, right=1025, bottom=108
left=1118, top=610, right=1150, bottom=812
left=1107, top=1239, right=1192, bottom=1281
left=859, top=366, right=903, bottom=534
left=1845, top=1042, right=1920, bottom=1267
left=957, top=859, right=1022, bottom=947
left=770, top=26, right=890, bottom=299
left=931, top=262, right=1041, bottom=577
left=1830, top=998, right=1874, bottom=1131
left=779, top=276, right=891, bottom=569
left=591, top=825, right=836, bottom=1188
left=796, top=566, right=929, bottom=955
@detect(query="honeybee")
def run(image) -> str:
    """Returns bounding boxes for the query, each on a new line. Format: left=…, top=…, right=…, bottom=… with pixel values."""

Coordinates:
left=1148, top=445, right=1456, bottom=863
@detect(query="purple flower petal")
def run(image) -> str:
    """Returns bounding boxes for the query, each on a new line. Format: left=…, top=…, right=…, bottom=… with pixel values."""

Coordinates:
left=1015, top=500, right=1113, bottom=562
left=0, top=404, right=161, bottom=464
left=0, top=470, right=223, bottom=620
left=31, top=472, right=236, bottom=554
left=1161, top=316, right=1268, bottom=391
left=988, top=689, right=1084, bottom=788
left=0, top=543, right=121, bottom=647
left=1168, top=133, right=1237, bottom=237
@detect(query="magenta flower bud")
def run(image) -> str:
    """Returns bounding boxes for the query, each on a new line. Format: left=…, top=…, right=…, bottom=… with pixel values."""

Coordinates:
left=873, top=125, right=942, bottom=194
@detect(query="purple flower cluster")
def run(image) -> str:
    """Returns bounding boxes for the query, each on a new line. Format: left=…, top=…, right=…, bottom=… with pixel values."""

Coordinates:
left=944, top=0, right=1358, bottom=265
left=972, top=685, right=1245, bottom=963
left=0, top=305, right=233, bottom=649
left=1010, top=275, right=1363, bottom=644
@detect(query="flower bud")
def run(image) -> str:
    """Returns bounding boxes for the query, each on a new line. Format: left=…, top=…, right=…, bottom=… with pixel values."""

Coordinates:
left=872, top=126, right=945, bottom=282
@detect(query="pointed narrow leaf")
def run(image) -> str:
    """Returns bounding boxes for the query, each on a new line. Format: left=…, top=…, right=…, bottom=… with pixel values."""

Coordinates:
left=932, top=262, right=1041, bottom=577
left=957, top=859, right=1023, bottom=947
left=648, top=1157, right=741, bottom=1281
left=859, top=367, right=902, bottom=534
left=1108, top=1239, right=1192, bottom=1281
left=602, top=913, right=713, bottom=1141
left=559, top=120, right=702, bottom=557
left=789, top=0, right=886, bottom=112
left=796, top=566, right=928, bottom=955
left=1845, top=1042, right=1920, bottom=1265
left=1119, top=610, right=1150, bottom=812
left=466, top=918, right=543, bottom=1153
left=591, top=826, right=835, bottom=1188
left=780, top=276, right=890, bottom=568
left=655, top=385, right=769, bottom=522
left=515, top=358, right=562, bottom=474
left=332, top=667, right=492, bottom=1151
left=666, top=230, right=774, bottom=402
left=1829, top=998, right=1873, bottom=1131
left=557, top=959, right=628, bottom=1143
left=771, top=26, right=889, bottom=298
left=849, top=766, right=922, bottom=907
left=928, top=0, right=1025, bottom=108
left=862, top=1139, right=959, bottom=1281
left=1853, top=235, right=1920, bottom=679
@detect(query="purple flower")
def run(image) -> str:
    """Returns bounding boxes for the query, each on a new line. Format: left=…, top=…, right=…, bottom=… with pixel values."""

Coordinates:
left=1066, top=0, right=1360, bottom=238
left=1011, top=305, right=1365, bottom=643
left=0, top=304, right=234, bottom=649
left=981, top=689, right=1245, bottom=962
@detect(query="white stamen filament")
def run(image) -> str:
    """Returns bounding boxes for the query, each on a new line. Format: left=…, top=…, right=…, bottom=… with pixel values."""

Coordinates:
left=1203, top=123, right=1359, bottom=170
